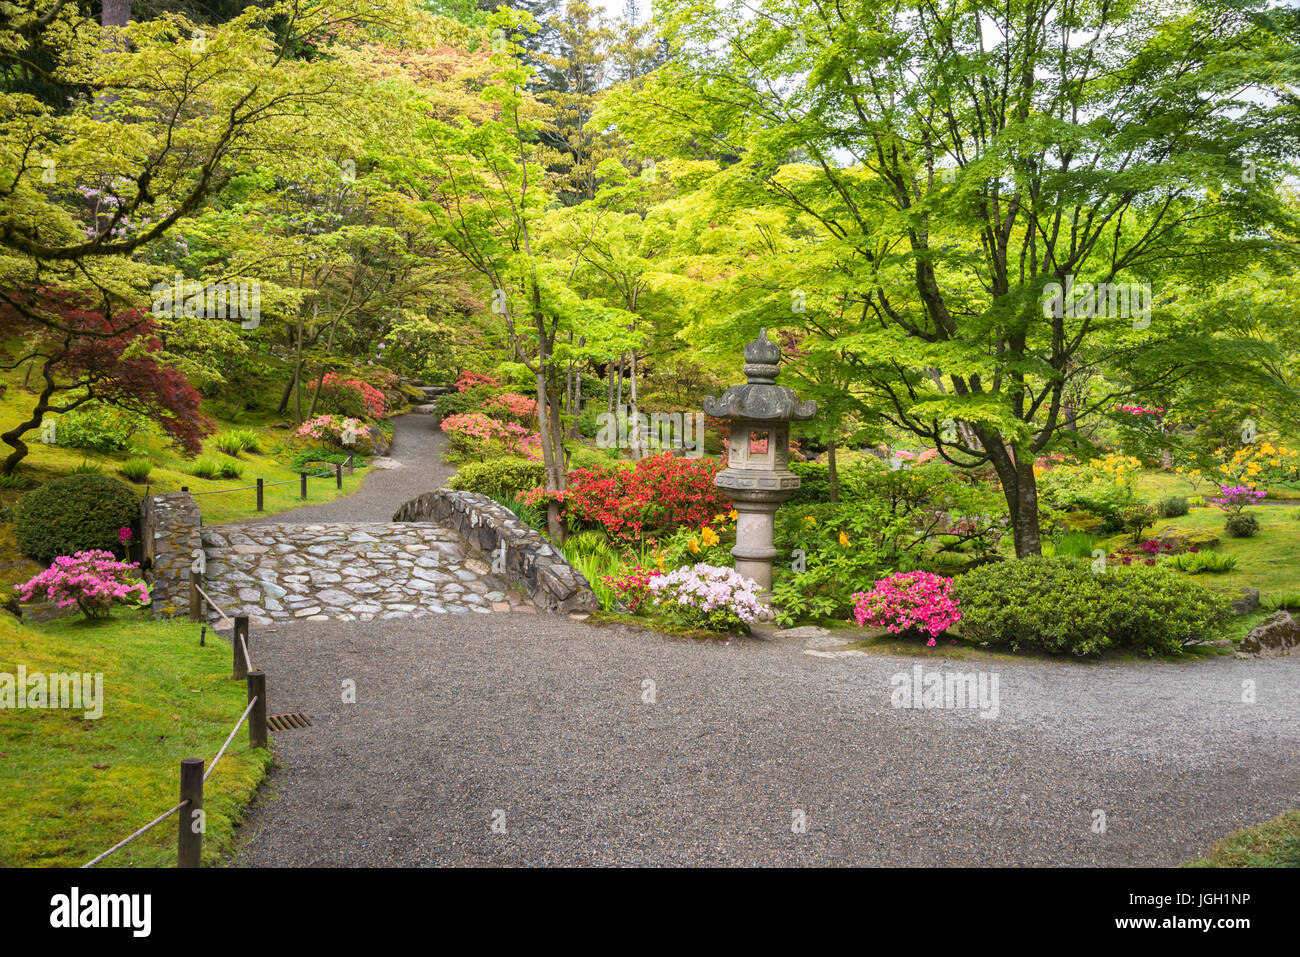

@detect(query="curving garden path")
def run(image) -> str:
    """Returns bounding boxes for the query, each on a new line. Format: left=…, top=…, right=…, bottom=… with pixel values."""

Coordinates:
left=221, top=411, right=1300, bottom=867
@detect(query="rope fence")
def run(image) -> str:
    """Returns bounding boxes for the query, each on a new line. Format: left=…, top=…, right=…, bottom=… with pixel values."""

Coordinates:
left=80, top=615, right=271, bottom=869
left=179, top=453, right=356, bottom=512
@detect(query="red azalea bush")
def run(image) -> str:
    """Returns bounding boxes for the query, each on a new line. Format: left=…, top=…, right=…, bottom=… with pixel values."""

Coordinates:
left=525, top=453, right=730, bottom=542
left=601, top=564, right=662, bottom=614
left=310, top=372, right=387, bottom=419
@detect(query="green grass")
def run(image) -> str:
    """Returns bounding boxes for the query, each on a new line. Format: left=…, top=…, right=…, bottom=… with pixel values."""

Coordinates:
left=0, top=612, right=271, bottom=867
left=1096, top=505, right=1300, bottom=597
left=1184, top=810, right=1300, bottom=867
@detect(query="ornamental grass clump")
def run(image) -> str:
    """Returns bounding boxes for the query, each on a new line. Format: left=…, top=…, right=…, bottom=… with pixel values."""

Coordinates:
left=646, top=563, right=769, bottom=631
left=16, top=550, right=149, bottom=619
left=851, top=571, right=962, bottom=645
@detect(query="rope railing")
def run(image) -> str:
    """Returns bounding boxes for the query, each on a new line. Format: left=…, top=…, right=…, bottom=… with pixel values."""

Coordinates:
left=174, top=453, right=357, bottom=511
left=204, top=696, right=258, bottom=783
left=82, top=800, right=190, bottom=869
left=192, top=579, right=233, bottom=627
left=78, top=613, right=271, bottom=868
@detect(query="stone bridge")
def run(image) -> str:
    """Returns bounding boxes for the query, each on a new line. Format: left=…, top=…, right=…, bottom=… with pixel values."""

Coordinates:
left=199, top=522, right=522, bottom=625
left=142, top=489, right=597, bottom=626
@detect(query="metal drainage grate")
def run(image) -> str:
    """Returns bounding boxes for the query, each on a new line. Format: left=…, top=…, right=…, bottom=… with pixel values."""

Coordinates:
left=267, top=712, right=313, bottom=731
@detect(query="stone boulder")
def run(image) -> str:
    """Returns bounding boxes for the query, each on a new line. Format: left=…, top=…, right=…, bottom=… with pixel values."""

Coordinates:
left=1150, top=525, right=1220, bottom=554
left=1239, top=611, right=1300, bottom=656
left=352, top=423, right=392, bottom=457
left=1231, top=587, right=1261, bottom=615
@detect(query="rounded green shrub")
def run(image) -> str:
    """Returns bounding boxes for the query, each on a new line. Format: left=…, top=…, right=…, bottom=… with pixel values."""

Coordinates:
left=1225, top=513, right=1260, bottom=538
left=14, top=474, right=139, bottom=564
left=955, top=556, right=1229, bottom=656
left=446, top=458, right=546, bottom=500
left=1157, top=495, right=1189, bottom=518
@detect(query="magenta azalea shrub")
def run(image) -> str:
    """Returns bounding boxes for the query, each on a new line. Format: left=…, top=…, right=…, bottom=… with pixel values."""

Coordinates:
left=16, top=550, right=149, bottom=619
left=1209, top=484, right=1266, bottom=514
left=647, top=563, right=769, bottom=631
left=852, top=571, right=961, bottom=645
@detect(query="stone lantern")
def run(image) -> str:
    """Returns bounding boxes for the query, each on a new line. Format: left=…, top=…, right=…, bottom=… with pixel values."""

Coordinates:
left=703, top=329, right=817, bottom=591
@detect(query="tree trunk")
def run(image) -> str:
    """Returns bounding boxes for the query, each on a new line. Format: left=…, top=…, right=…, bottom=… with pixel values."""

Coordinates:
left=981, top=433, right=1043, bottom=558
left=1, top=357, right=60, bottom=475
left=1000, top=458, right=1043, bottom=558
left=827, top=438, right=839, bottom=503
left=629, top=348, right=640, bottom=459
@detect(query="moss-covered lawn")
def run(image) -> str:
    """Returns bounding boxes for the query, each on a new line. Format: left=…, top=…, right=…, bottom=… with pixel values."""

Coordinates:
left=0, top=612, right=271, bottom=867
left=1096, top=503, right=1300, bottom=599
left=1184, top=810, right=1300, bottom=867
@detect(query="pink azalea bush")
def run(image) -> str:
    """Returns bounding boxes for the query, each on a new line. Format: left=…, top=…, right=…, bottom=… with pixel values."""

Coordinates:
left=852, top=571, right=961, bottom=645
left=298, top=414, right=365, bottom=447
left=442, top=412, right=542, bottom=461
left=16, top=550, right=149, bottom=619
left=456, top=370, right=498, bottom=392
left=601, top=564, right=662, bottom=615
left=647, top=563, right=769, bottom=631
left=309, top=372, right=387, bottom=418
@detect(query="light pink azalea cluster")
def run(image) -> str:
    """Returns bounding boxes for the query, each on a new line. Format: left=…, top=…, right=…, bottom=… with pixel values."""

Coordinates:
left=852, top=571, right=961, bottom=645
left=16, top=550, right=149, bottom=619
left=1114, top=404, right=1165, bottom=416
left=647, top=563, right=769, bottom=624
left=297, top=414, right=365, bottom=446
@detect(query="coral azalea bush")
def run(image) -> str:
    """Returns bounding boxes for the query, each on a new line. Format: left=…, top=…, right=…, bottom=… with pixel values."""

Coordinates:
left=852, top=571, right=961, bottom=644
left=16, top=550, right=149, bottom=619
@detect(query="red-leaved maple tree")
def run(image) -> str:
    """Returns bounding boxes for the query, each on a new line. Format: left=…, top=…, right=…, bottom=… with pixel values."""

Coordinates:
left=0, top=289, right=212, bottom=474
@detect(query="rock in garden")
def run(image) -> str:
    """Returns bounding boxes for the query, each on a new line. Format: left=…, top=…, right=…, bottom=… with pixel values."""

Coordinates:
left=1239, top=611, right=1300, bottom=656
left=1231, top=587, right=1261, bottom=615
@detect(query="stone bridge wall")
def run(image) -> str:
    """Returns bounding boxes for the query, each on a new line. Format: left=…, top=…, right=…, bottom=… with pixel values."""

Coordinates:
left=140, top=492, right=202, bottom=616
left=393, top=490, right=597, bottom=614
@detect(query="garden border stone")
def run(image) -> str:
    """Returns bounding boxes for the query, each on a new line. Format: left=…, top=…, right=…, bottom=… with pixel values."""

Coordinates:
left=393, top=489, right=597, bottom=614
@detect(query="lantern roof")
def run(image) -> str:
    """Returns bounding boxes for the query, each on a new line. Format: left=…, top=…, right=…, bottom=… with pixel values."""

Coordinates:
left=703, top=328, right=818, bottom=422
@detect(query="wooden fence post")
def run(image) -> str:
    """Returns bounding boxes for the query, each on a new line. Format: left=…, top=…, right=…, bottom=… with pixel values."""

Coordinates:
left=178, top=758, right=203, bottom=868
left=247, top=672, right=268, bottom=750
left=336, top=462, right=343, bottom=489
left=256, top=478, right=264, bottom=511
left=233, top=615, right=249, bottom=680
left=300, top=471, right=307, bottom=500
left=188, top=570, right=203, bottom=623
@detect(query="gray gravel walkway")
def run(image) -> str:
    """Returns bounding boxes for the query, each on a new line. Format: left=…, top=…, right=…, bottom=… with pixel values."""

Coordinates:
left=234, top=413, right=455, bottom=525
left=231, top=615, right=1299, bottom=867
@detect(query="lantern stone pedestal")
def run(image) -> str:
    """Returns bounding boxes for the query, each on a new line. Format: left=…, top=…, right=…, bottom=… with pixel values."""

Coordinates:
left=704, top=329, right=817, bottom=591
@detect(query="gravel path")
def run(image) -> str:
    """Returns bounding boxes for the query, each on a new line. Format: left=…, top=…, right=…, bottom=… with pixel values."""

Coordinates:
left=231, top=615, right=1300, bottom=867
left=233, top=413, right=455, bottom=526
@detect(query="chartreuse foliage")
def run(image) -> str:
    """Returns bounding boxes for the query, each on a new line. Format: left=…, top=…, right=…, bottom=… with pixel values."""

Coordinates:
left=598, top=0, right=1300, bottom=557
